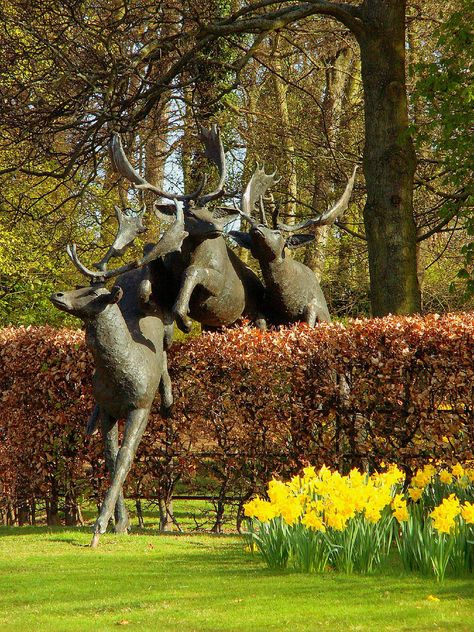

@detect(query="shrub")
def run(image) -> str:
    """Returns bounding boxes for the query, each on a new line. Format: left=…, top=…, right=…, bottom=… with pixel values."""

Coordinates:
left=0, top=312, right=473, bottom=527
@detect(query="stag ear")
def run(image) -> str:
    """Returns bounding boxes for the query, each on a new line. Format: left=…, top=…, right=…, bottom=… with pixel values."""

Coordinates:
left=285, top=234, right=315, bottom=249
left=229, top=231, right=253, bottom=249
left=108, top=286, right=124, bottom=304
left=213, top=206, right=240, bottom=225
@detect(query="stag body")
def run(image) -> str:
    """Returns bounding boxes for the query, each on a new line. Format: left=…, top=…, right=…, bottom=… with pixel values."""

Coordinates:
left=51, top=210, right=186, bottom=546
left=231, top=166, right=358, bottom=326
left=163, top=207, right=264, bottom=332
left=83, top=271, right=167, bottom=418
left=253, top=231, right=331, bottom=324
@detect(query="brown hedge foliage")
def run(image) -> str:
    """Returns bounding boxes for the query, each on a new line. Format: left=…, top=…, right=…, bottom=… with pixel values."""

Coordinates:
left=0, top=313, right=473, bottom=526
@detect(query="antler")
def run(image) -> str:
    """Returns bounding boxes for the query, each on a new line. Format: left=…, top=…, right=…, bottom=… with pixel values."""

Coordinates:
left=239, top=165, right=280, bottom=226
left=67, top=202, right=187, bottom=282
left=110, top=133, right=205, bottom=202
left=197, top=124, right=227, bottom=205
left=94, top=206, right=146, bottom=272
left=277, top=165, right=358, bottom=232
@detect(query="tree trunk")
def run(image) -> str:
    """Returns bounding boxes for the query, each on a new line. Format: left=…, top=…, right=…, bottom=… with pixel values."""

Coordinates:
left=17, top=502, right=30, bottom=526
left=46, top=498, right=60, bottom=526
left=64, top=491, right=79, bottom=526
left=135, top=499, right=145, bottom=528
left=159, top=497, right=175, bottom=531
left=46, top=477, right=61, bottom=526
left=211, top=481, right=228, bottom=533
left=358, top=0, right=420, bottom=315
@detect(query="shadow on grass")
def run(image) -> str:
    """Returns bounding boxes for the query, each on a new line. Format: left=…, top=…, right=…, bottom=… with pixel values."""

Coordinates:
left=0, top=525, right=238, bottom=538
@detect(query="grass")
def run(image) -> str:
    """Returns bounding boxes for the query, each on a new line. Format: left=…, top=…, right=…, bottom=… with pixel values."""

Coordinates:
left=0, top=527, right=473, bottom=632
left=79, top=498, right=231, bottom=532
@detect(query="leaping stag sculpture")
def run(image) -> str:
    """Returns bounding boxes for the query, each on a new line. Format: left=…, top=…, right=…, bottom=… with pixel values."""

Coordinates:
left=230, top=165, right=358, bottom=326
left=111, top=125, right=267, bottom=332
left=50, top=204, right=188, bottom=547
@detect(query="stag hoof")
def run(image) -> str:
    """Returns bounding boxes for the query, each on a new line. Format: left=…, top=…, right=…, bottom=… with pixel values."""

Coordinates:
left=160, top=402, right=173, bottom=419
left=173, top=310, right=192, bottom=334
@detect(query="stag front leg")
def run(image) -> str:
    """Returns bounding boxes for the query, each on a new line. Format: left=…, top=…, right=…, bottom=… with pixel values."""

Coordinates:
left=91, top=408, right=150, bottom=547
left=173, top=266, right=223, bottom=333
left=159, top=351, right=173, bottom=418
left=101, top=412, right=129, bottom=535
left=304, top=300, right=331, bottom=327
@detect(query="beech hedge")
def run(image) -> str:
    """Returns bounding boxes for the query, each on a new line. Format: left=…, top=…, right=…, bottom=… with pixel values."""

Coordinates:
left=0, top=313, right=473, bottom=528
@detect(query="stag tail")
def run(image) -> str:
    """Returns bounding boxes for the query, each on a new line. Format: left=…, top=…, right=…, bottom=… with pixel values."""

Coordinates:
left=277, top=165, right=358, bottom=232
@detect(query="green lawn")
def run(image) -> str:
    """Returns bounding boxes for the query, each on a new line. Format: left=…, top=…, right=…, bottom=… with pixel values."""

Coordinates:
left=0, top=527, right=472, bottom=632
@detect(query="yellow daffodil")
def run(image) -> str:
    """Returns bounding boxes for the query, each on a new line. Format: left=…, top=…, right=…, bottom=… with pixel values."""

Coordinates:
left=408, top=487, right=423, bottom=502
left=267, top=479, right=290, bottom=505
left=451, top=463, right=464, bottom=478
left=430, top=494, right=461, bottom=534
left=243, top=497, right=279, bottom=522
left=325, top=511, right=348, bottom=531
left=439, top=469, right=453, bottom=485
left=301, top=510, right=326, bottom=532
left=461, top=501, right=474, bottom=524
left=279, top=497, right=303, bottom=525
left=412, top=467, right=433, bottom=488
left=392, top=494, right=409, bottom=522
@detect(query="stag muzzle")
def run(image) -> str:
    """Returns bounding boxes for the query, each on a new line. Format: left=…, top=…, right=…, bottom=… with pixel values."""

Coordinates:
left=50, top=291, right=69, bottom=311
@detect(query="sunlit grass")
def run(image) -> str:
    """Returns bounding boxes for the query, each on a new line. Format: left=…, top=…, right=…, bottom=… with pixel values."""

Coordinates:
left=0, top=527, right=473, bottom=631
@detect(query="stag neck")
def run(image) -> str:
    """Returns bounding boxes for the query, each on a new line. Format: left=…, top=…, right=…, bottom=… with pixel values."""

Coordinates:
left=85, top=303, right=132, bottom=369
left=258, top=251, right=285, bottom=276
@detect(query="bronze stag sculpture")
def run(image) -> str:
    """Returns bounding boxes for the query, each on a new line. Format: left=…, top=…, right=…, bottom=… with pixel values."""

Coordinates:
left=111, top=126, right=266, bottom=332
left=230, top=165, right=358, bottom=325
left=50, top=205, right=187, bottom=546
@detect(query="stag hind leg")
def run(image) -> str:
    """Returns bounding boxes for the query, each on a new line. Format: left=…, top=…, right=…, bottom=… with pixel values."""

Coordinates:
left=304, top=300, right=331, bottom=327
left=91, top=408, right=150, bottom=547
left=101, top=412, right=129, bottom=535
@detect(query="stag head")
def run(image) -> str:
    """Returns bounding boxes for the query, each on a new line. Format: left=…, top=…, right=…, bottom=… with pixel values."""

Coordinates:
left=61, top=199, right=186, bottom=285
left=111, top=125, right=239, bottom=242
left=230, top=165, right=358, bottom=261
left=50, top=285, right=123, bottom=319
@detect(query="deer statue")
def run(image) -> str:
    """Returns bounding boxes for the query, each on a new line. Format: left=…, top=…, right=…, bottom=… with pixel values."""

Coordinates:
left=230, top=165, right=358, bottom=326
left=111, top=125, right=266, bottom=332
left=50, top=204, right=187, bottom=547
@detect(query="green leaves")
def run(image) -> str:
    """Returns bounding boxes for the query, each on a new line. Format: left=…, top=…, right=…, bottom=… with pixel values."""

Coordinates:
left=414, top=4, right=474, bottom=295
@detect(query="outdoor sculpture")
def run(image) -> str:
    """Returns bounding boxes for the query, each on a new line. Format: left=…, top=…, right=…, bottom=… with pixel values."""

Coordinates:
left=111, top=126, right=266, bottom=332
left=230, top=165, right=358, bottom=326
left=49, top=122, right=355, bottom=544
left=50, top=205, right=187, bottom=546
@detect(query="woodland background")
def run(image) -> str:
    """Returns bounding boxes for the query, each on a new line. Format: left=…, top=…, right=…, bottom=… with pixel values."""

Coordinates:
left=0, top=0, right=473, bottom=326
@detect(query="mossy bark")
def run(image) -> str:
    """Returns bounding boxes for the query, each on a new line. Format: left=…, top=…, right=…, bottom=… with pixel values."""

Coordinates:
left=358, top=0, right=421, bottom=315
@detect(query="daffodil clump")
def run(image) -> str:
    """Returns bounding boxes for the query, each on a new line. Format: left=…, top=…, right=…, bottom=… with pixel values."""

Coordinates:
left=395, top=463, right=474, bottom=581
left=243, top=463, right=474, bottom=580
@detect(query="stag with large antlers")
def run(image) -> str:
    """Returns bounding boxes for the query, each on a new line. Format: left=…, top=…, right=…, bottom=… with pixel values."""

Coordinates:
left=230, top=166, right=358, bottom=326
left=111, top=126, right=266, bottom=332
left=50, top=205, right=187, bottom=546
